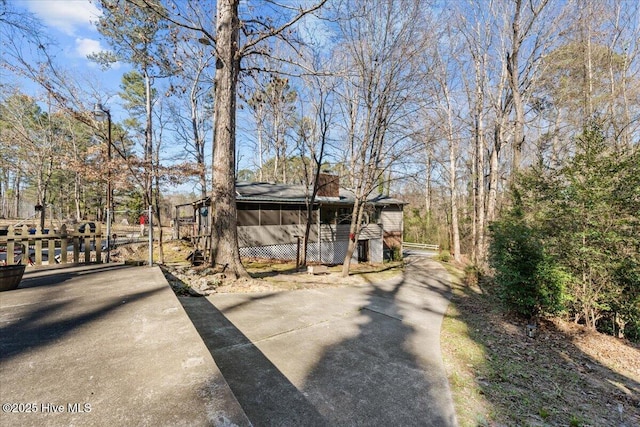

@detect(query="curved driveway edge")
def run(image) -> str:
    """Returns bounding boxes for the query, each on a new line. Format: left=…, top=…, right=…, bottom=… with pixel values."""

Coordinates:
left=181, top=256, right=458, bottom=426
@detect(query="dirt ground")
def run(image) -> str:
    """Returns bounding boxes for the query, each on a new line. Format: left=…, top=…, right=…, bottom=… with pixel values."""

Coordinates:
left=111, top=239, right=402, bottom=295
left=440, top=263, right=640, bottom=427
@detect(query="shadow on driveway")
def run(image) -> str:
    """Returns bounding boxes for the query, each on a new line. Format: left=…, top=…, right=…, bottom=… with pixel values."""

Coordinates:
left=180, top=295, right=327, bottom=426
left=179, top=256, right=457, bottom=426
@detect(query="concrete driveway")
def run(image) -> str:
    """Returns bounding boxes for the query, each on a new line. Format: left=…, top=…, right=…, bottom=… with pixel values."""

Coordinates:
left=180, top=256, right=457, bottom=426
left=0, top=264, right=249, bottom=427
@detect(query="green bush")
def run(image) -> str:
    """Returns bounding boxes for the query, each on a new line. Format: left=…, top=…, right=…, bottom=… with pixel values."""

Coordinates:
left=436, top=250, right=451, bottom=263
left=393, top=246, right=403, bottom=261
left=489, top=215, right=568, bottom=319
left=608, top=259, right=640, bottom=340
left=384, top=245, right=403, bottom=262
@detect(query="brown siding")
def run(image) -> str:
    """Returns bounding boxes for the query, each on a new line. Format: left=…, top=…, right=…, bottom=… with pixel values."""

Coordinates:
left=320, top=224, right=350, bottom=241
left=260, top=209, right=280, bottom=225
left=383, top=231, right=402, bottom=249
left=360, top=224, right=383, bottom=239
left=281, top=206, right=300, bottom=225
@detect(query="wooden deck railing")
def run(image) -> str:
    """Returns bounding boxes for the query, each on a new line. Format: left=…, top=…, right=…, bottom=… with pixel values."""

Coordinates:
left=0, top=224, right=105, bottom=266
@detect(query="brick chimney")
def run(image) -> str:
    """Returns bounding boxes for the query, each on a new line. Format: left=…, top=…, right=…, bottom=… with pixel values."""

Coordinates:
left=316, top=173, right=339, bottom=197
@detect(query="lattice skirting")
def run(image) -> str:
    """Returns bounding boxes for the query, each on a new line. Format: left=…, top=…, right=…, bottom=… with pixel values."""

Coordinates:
left=240, top=238, right=384, bottom=264
left=240, top=241, right=352, bottom=264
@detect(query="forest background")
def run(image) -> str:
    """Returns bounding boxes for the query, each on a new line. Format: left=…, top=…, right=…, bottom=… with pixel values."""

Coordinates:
left=1, top=0, right=638, bottom=340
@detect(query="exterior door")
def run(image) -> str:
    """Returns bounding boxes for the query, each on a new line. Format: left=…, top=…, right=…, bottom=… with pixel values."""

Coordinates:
left=357, top=240, right=369, bottom=263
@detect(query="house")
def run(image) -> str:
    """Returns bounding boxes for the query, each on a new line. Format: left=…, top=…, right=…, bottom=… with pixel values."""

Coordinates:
left=174, top=175, right=405, bottom=264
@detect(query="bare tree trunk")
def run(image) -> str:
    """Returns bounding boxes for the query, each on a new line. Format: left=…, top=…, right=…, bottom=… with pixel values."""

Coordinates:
left=257, top=106, right=264, bottom=181
left=487, top=130, right=500, bottom=223
left=449, top=131, right=461, bottom=263
left=474, top=53, right=486, bottom=264
left=301, top=79, right=331, bottom=267
left=273, top=112, right=281, bottom=181
left=437, top=76, right=462, bottom=263
left=425, top=138, right=432, bottom=216
left=620, top=44, right=631, bottom=148
left=74, top=171, right=82, bottom=221
left=509, top=0, right=525, bottom=171
left=14, top=173, right=21, bottom=218
left=190, top=77, right=207, bottom=198
left=209, top=0, right=248, bottom=278
left=144, top=70, right=153, bottom=207
left=1, top=174, right=7, bottom=218
left=346, top=91, right=358, bottom=189
left=153, top=104, right=168, bottom=264
left=70, top=127, right=82, bottom=221
left=474, top=121, right=485, bottom=264
left=508, top=0, right=553, bottom=170
left=341, top=198, right=366, bottom=277
left=584, top=4, right=594, bottom=122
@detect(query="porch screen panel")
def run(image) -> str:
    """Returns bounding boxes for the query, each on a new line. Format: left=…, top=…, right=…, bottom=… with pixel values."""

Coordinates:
left=260, top=203, right=280, bottom=225
left=281, top=205, right=300, bottom=225
left=237, top=204, right=259, bottom=226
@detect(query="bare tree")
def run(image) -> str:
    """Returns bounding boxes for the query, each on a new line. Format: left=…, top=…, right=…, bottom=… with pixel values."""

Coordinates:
left=454, top=8, right=490, bottom=265
left=332, top=0, right=432, bottom=276
left=166, top=34, right=215, bottom=198
left=95, top=0, right=176, bottom=215
left=426, top=26, right=465, bottom=263
left=450, top=0, right=565, bottom=263
left=246, top=75, right=298, bottom=183
left=506, top=0, right=553, bottom=171
left=296, top=71, right=336, bottom=266
left=0, top=92, right=67, bottom=227
left=135, top=0, right=327, bottom=278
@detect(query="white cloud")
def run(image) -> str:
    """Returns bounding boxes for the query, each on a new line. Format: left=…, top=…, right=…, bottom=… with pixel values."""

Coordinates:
left=25, top=0, right=102, bottom=36
left=74, top=38, right=121, bottom=69
left=75, top=37, right=102, bottom=57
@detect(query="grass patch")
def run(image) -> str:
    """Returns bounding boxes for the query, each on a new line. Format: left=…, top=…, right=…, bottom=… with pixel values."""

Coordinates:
left=439, top=262, right=640, bottom=426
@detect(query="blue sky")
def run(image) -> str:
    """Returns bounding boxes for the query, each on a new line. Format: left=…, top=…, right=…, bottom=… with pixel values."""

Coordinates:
left=5, top=1, right=338, bottom=192
left=10, top=1, right=129, bottom=117
left=23, top=0, right=103, bottom=51
left=22, top=0, right=112, bottom=66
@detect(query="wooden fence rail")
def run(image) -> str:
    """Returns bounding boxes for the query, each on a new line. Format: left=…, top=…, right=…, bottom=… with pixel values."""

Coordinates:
left=402, top=241, right=440, bottom=251
left=0, top=224, right=104, bottom=267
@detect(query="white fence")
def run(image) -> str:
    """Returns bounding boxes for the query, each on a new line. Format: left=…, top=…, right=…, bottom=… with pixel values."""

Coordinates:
left=402, top=241, right=440, bottom=251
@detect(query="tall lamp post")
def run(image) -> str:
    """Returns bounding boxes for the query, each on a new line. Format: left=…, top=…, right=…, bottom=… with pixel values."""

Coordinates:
left=94, top=103, right=112, bottom=263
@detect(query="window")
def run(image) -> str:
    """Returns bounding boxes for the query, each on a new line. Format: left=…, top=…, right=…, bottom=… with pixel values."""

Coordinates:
left=368, top=208, right=382, bottom=224
left=321, top=207, right=337, bottom=224
left=337, top=208, right=352, bottom=224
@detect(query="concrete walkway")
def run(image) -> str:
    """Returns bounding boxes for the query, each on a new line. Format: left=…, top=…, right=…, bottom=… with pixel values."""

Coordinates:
left=0, top=264, right=249, bottom=427
left=180, top=256, right=458, bottom=426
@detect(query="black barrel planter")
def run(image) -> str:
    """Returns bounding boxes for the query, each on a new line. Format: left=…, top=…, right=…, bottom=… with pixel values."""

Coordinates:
left=0, top=264, right=26, bottom=291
